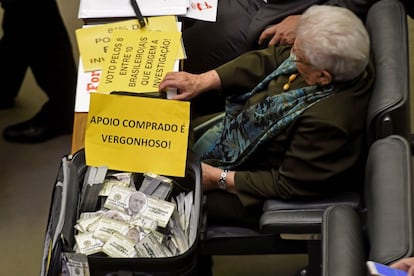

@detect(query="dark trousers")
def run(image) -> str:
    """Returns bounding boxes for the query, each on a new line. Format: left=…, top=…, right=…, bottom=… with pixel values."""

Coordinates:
left=0, top=0, right=77, bottom=125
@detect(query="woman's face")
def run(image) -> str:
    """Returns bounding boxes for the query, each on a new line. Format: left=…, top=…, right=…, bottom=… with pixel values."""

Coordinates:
left=291, top=40, right=332, bottom=86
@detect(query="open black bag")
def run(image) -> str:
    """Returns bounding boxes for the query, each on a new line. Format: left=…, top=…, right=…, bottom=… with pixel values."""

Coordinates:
left=40, top=149, right=202, bottom=276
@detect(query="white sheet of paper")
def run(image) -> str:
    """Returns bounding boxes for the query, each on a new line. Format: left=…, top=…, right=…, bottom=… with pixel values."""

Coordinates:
left=78, top=0, right=188, bottom=18
left=184, top=0, right=218, bottom=22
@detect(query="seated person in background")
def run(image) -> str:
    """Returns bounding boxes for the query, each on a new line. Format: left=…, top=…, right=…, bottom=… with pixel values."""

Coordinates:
left=182, top=0, right=376, bottom=117
left=159, top=5, right=374, bottom=228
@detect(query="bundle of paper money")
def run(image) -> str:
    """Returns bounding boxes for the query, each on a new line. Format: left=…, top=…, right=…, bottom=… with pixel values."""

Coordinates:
left=74, top=170, right=194, bottom=258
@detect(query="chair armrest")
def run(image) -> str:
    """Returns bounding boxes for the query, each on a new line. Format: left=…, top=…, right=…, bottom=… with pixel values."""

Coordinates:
left=322, top=205, right=367, bottom=276
left=260, top=193, right=360, bottom=234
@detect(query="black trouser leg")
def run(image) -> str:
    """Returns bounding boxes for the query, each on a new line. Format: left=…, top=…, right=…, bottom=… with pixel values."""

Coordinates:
left=28, top=0, right=77, bottom=126
left=0, top=2, right=30, bottom=105
left=1, top=0, right=77, bottom=126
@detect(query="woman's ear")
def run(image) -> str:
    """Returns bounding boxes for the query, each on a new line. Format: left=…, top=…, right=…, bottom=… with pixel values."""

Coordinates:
left=318, top=69, right=333, bottom=86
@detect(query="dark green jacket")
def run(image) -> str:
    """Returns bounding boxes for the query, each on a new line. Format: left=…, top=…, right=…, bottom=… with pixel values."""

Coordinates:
left=214, top=45, right=374, bottom=207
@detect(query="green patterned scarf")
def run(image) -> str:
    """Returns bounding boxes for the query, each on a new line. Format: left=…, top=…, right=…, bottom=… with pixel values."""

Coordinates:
left=200, top=55, right=335, bottom=169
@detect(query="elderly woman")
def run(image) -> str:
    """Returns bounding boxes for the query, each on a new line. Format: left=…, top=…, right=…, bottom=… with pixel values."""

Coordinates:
left=159, top=5, right=374, bottom=228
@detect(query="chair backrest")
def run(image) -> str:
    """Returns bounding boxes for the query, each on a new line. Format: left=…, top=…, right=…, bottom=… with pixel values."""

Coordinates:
left=365, top=135, right=414, bottom=264
left=365, top=0, right=411, bottom=145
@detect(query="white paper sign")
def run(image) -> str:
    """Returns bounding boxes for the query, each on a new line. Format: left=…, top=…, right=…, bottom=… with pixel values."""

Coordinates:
left=185, top=0, right=218, bottom=22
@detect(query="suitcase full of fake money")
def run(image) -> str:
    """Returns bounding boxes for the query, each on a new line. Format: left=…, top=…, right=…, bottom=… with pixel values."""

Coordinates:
left=40, top=148, right=203, bottom=276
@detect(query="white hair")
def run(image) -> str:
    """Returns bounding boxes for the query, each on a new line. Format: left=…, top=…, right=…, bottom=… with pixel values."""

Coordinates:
left=296, top=5, right=370, bottom=81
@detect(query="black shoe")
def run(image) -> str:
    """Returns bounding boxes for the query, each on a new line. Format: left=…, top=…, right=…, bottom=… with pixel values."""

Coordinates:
left=3, top=116, right=72, bottom=143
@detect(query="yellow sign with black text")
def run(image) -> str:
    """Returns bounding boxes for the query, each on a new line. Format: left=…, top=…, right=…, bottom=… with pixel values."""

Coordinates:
left=85, top=93, right=190, bottom=177
left=96, top=29, right=181, bottom=94
left=75, top=17, right=184, bottom=72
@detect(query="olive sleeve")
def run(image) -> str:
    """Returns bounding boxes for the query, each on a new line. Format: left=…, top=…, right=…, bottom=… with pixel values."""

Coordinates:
left=214, top=46, right=290, bottom=96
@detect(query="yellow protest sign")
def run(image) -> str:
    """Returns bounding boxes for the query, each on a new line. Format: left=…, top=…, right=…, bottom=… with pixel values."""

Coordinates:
left=85, top=93, right=190, bottom=177
left=96, top=29, right=181, bottom=94
left=75, top=16, right=184, bottom=72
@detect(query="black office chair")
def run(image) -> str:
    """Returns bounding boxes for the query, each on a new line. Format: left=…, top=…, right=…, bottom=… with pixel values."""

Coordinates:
left=322, top=135, right=414, bottom=276
left=197, top=0, right=411, bottom=275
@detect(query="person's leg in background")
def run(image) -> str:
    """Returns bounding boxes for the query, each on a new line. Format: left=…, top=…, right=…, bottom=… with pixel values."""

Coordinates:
left=1, top=0, right=77, bottom=143
left=0, top=0, right=30, bottom=109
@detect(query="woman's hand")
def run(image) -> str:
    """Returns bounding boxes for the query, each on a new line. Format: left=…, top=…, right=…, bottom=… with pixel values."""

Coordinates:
left=159, top=70, right=221, bottom=101
left=258, top=15, right=300, bottom=46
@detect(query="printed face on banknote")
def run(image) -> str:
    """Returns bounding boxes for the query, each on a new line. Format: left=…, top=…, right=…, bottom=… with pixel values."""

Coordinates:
left=128, top=191, right=148, bottom=215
